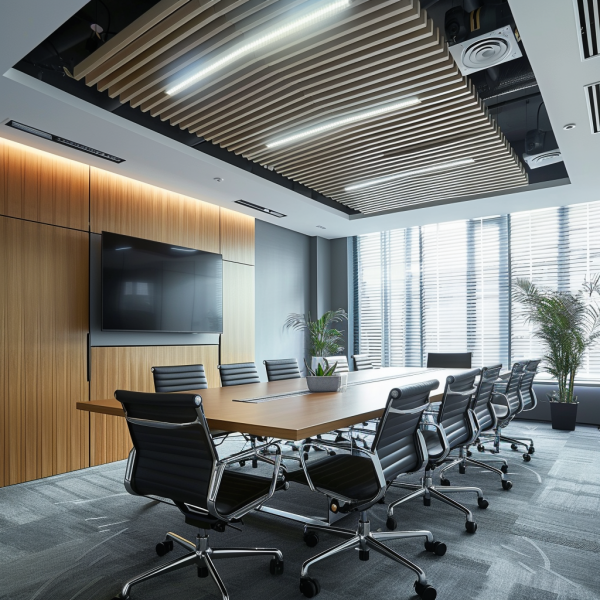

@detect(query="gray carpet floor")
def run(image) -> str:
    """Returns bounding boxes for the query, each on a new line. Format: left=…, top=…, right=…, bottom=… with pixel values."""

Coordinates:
left=1, top=421, right=599, bottom=600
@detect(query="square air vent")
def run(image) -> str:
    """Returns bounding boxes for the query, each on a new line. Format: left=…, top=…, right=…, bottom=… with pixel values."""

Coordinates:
left=585, top=82, right=600, bottom=133
left=574, top=0, right=600, bottom=59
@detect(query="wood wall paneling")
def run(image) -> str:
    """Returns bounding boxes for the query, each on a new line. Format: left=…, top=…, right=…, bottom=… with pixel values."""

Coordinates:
left=89, top=345, right=219, bottom=465
left=0, top=138, right=89, bottom=231
left=220, top=207, right=255, bottom=265
left=0, top=217, right=89, bottom=487
left=90, top=167, right=220, bottom=252
left=221, top=261, right=255, bottom=365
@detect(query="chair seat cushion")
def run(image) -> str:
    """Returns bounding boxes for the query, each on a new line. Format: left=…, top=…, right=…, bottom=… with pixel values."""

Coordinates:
left=215, top=471, right=274, bottom=516
left=492, top=404, right=509, bottom=419
left=287, top=455, right=379, bottom=501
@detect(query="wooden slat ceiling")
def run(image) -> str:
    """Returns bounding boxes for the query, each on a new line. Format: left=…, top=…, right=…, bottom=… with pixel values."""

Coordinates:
left=75, top=0, right=528, bottom=215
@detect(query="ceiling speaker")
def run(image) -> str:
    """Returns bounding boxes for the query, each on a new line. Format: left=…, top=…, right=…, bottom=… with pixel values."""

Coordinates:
left=449, top=25, right=522, bottom=76
left=522, top=150, right=563, bottom=169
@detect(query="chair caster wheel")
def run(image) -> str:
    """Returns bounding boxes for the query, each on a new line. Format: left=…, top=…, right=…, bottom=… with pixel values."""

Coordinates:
left=386, top=516, right=397, bottom=531
left=378, top=495, right=386, bottom=504
left=300, top=576, right=321, bottom=598
left=528, top=446, right=535, bottom=454
left=328, top=450, right=336, bottom=456
left=415, top=581, right=437, bottom=600
left=465, top=521, right=478, bottom=534
left=424, top=540, right=447, bottom=556
left=252, top=459, right=258, bottom=468
left=511, top=443, right=518, bottom=451
left=523, top=453, right=531, bottom=462
left=501, top=464, right=508, bottom=474
left=155, top=540, right=174, bottom=556
left=477, top=498, right=489, bottom=509
left=441, top=478, right=450, bottom=486
left=466, top=450, right=472, bottom=457
left=303, top=452, right=309, bottom=462
left=239, top=460, right=246, bottom=467
left=269, top=558, right=284, bottom=575
left=502, top=480, right=513, bottom=491
left=358, top=549, right=369, bottom=561
left=303, top=531, right=319, bottom=548
left=477, top=444, right=485, bottom=452
left=423, top=497, right=431, bottom=507
left=198, top=566, right=209, bottom=578
left=459, top=465, right=466, bottom=474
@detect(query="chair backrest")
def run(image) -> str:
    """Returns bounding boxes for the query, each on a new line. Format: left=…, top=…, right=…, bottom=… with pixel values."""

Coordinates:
left=115, top=390, right=216, bottom=510
left=372, top=380, right=438, bottom=483
left=497, top=362, right=526, bottom=419
left=152, top=364, right=208, bottom=393
left=263, top=358, right=301, bottom=382
left=352, top=354, right=374, bottom=371
left=437, top=368, right=480, bottom=449
left=471, top=364, right=503, bottom=433
left=219, top=362, right=261, bottom=386
left=321, top=356, right=349, bottom=373
left=427, top=352, right=472, bottom=369
left=519, top=359, right=541, bottom=410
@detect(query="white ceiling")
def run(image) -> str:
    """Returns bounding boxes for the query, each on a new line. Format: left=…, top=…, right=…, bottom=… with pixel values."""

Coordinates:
left=0, top=0, right=596, bottom=239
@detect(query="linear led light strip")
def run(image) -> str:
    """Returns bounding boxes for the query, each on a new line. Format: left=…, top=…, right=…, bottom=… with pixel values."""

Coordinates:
left=266, top=97, right=421, bottom=149
left=167, top=0, right=351, bottom=96
left=345, top=158, right=476, bottom=192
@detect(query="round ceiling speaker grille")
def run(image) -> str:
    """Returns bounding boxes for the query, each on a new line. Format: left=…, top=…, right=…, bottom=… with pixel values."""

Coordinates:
left=462, top=37, right=512, bottom=70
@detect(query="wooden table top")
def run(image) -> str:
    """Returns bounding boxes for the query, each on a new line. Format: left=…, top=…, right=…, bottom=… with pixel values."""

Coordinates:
left=77, top=367, right=477, bottom=441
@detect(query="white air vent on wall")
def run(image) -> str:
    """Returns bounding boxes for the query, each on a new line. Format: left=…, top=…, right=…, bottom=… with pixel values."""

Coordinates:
left=585, top=82, right=600, bottom=133
left=574, top=0, right=600, bottom=59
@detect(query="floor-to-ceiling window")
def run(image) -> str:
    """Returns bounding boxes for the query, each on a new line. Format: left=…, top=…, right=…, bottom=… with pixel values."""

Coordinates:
left=355, top=200, right=600, bottom=380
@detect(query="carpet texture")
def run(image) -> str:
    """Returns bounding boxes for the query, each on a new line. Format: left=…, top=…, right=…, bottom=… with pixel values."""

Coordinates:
left=0, top=421, right=599, bottom=600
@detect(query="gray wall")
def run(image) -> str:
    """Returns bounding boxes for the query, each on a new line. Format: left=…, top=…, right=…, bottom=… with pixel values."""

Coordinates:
left=255, top=219, right=311, bottom=381
left=309, top=236, right=331, bottom=317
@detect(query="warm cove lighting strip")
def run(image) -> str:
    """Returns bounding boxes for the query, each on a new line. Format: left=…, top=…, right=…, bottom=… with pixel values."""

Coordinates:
left=167, top=0, right=351, bottom=96
left=345, top=158, right=476, bottom=192
left=266, top=97, right=421, bottom=148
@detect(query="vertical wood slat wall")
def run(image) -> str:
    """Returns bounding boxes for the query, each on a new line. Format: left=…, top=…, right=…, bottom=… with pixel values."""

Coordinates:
left=0, top=137, right=255, bottom=486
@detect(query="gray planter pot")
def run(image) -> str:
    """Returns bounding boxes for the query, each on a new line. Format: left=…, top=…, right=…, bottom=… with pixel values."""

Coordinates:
left=306, top=376, right=341, bottom=393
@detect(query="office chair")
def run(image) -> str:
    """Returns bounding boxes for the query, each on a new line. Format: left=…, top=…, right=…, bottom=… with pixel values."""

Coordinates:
left=387, top=369, right=488, bottom=534
left=219, top=362, right=261, bottom=386
left=438, top=365, right=513, bottom=490
left=288, top=380, right=446, bottom=600
left=111, top=391, right=284, bottom=600
left=476, top=361, right=535, bottom=461
left=426, top=352, right=472, bottom=369
left=321, top=355, right=349, bottom=372
left=264, top=358, right=302, bottom=381
left=352, top=354, right=374, bottom=370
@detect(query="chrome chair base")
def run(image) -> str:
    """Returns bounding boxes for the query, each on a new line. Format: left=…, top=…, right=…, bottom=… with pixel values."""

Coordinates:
left=388, top=471, right=487, bottom=533
left=299, top=511, right=441, bottom=599
left=439, top=449, right=512, bottom=490
left=478, top=428, right=535, bottom=461
left=113, top=530, right=283, bottom=600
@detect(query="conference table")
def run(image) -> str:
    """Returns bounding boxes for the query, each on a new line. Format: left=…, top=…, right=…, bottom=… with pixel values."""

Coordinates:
left=78, top=366, right=476, bottom=525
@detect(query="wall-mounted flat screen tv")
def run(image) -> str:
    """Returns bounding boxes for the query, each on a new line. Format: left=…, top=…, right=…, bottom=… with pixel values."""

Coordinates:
left=102, top=231, right=223, bottom=333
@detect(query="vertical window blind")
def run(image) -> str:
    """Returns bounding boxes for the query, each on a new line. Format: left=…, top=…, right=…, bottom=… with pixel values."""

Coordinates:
left=355, top=200, right=600, bottom=380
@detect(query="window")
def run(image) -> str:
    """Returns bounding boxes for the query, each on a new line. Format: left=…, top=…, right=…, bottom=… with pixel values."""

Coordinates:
left=355, top=200, right=600, bottom=381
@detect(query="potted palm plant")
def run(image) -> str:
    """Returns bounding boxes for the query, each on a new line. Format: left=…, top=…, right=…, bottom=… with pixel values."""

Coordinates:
left=513, top=276, right=600, bottom=431
left=284, top=309, right=348, bottom=372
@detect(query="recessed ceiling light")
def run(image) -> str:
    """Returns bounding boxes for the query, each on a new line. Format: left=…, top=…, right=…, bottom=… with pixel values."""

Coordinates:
left=345, top=158, right=476, bottom=192
left=213, top=177, right=224, bottom=182
left=316, top=225, right=326, bottom=229
left=167, top=0, right=351, bottom=96
left=563, top=123, right=576, bottom=130
left=266, top=97, right=421, bottom=149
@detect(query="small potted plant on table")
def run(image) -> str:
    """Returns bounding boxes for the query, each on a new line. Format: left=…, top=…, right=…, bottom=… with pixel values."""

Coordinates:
left=514, top=276, right=600, bottom=431
left=304, top=358, right=340, bottom=393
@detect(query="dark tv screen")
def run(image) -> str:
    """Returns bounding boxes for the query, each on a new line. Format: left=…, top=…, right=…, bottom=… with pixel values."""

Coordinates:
left=101, top=232, right=223, bottom=333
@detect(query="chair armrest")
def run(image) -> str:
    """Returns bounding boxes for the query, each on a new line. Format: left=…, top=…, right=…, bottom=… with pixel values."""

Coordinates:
left=420, top=419, right=451, bottom=464
left=207, top=443, right=283, bottom=521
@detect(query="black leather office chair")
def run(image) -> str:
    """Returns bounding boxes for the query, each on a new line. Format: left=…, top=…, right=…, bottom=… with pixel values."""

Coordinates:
left=387, top=369, right=488, bottom=534
left=263, top=358, right=301, bottom=381
left=152, top=364, right=231, bottom=441
left=288, top=380, right=445, bottom=600
left=352, top=354, right=374, bottom=370
left=321, top=355, right=349, bottom=372
left=219, top=362, right=261, bottom=386
left=438, top=365, right=513, bottom=490
left=426, top=352, right=472, bottom=369
left=111, top=391, right=284, bottom=600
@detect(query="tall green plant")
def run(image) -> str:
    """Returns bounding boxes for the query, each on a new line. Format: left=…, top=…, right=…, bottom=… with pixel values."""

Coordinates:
left=513, top=276, right=600, bottom=403
left=284, top=309, right=348, bottom=357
